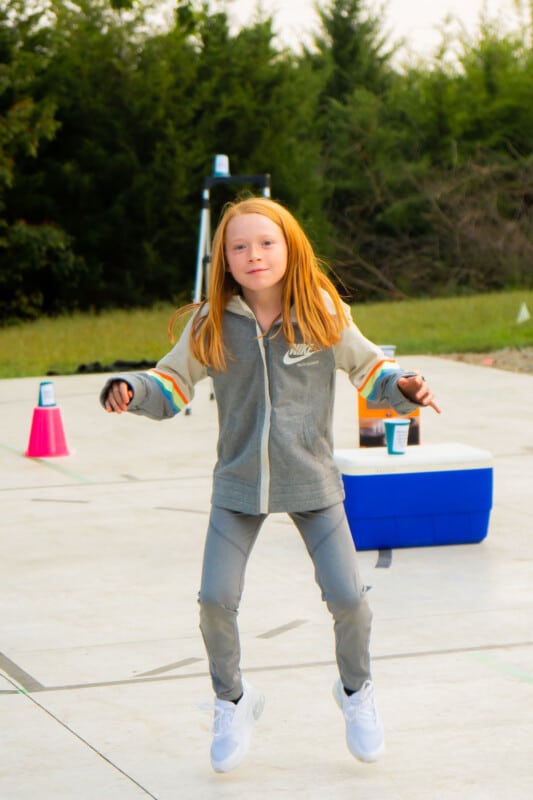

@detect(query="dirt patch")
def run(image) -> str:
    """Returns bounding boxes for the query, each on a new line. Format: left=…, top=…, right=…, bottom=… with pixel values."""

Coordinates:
left=441, top=346, right=533, bottom=375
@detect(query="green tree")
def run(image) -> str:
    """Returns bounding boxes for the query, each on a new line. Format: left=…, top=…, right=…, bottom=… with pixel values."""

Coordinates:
left=191, top=8, right=326, bottom=236
left=4, top=0, right=532, bottom=320
left=314, top=0, right=393, bottom=100
left=383, top=24, right=533, bottom=295
left=12, top=0, right=157, bottom=307
left=306, top=0, right=408, bottom=296
left=0, top=0, right=83, bottom=320
left=307, top=2, right=533, bottom=298
left=453, top=27, right=533, bottom=157
left=8, top=0, right=329, bottom=310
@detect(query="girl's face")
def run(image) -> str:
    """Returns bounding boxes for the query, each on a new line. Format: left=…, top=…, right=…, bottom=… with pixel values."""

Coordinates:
left=224, top=213, right=288, bottom=302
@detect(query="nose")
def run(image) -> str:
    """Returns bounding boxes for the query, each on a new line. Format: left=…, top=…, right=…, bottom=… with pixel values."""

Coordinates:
left=248, top=246, right=261, bottom=262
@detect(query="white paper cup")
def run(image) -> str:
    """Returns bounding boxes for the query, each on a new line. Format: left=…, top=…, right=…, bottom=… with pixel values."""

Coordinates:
left=384, top=418, right=410, bottom=454
left=38, top=381, right=56, bottom=407
left=213, top=154, right=230, bottom=177
left=380, top=344, right=396, bottom=358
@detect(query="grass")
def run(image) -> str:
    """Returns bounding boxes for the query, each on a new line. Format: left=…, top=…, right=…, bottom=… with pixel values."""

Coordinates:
left=352, top=289, right=533, bottom=355
left=0, top=305, right=181, bottom=379
left=1, top=289, right=532, bottom=379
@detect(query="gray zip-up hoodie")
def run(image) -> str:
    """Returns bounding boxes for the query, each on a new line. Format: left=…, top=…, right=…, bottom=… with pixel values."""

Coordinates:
left=101, top=295, right=419, bottom=514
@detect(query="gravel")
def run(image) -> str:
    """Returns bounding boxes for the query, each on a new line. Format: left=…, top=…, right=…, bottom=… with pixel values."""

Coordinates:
left=441, top=346, right=533, bottom=375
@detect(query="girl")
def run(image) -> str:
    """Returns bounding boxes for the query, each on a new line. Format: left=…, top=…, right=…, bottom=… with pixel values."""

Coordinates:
left=102, top=197, right=440, bottom=773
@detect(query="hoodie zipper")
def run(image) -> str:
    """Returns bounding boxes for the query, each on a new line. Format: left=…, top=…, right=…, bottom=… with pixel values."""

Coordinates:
left=255, top=321, right=272, bottom=514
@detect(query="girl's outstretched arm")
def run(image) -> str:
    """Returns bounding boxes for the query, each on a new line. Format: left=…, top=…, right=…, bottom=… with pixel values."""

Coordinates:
left=99, top=313, right=208, bottom=420
left=333, top=303, right=440, bottom=415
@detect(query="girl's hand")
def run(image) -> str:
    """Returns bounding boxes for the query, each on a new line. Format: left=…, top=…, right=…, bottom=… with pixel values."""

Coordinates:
left=104, top=380, right=133, bottom=414
left=397, top=372, right=441, bottom=414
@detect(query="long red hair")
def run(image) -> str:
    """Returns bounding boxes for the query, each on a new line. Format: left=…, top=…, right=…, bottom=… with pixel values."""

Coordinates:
left=171, top=197, right=349, bottom=371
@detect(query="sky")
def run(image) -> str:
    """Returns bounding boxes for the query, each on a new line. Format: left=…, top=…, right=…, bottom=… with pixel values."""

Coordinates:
left=221, top=0, right=524, bottom=59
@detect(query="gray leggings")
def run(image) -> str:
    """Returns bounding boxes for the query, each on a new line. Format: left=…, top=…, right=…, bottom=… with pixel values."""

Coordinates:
left=198, top=503, right=373, bottom=701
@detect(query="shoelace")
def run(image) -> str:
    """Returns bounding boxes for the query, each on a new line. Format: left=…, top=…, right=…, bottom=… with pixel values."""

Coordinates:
left=199, top=701, right=236, bottom=736
left=343, top=683, right=378, bottom=725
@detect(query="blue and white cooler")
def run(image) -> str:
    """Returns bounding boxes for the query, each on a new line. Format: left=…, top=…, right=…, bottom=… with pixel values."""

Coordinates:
left=334, top=443, right=493, bottom=551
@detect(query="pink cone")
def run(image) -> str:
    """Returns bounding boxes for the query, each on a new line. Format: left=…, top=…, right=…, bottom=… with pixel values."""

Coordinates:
left=25, top=407, right=70, bottom=458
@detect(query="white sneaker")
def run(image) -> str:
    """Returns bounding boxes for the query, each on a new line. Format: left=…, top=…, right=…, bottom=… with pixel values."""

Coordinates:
left=333, top=678, right=385, bottom=762
left=209, top=681, right=265, bottom=773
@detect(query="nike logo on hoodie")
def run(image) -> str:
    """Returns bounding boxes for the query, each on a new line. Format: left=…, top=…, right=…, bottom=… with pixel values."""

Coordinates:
left=282, top=344, right=317, bottom=366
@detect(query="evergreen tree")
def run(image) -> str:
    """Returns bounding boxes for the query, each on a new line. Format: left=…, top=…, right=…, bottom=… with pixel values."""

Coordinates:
left=308, top=0, right=405, bottom=297
left=0, top=0, right=84, bottom=321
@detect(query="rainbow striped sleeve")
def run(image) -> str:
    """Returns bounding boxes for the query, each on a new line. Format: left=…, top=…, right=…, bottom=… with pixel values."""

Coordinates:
left=359, top=359, right=401, bottom=401
left=147, top=369, right=189, bottom=414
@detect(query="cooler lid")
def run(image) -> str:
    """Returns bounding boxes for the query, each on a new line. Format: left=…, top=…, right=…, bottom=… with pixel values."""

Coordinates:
left=334, top=443, right=493, bottom=475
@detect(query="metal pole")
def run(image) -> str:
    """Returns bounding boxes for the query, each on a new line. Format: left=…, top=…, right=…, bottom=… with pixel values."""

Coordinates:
left=203, top=196, right=211, bottom=298
left=193, top=187, right=210, bottom=303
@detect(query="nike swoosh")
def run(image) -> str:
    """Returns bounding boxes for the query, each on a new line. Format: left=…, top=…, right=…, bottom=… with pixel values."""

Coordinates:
left=282, top=349, right=316, bottom=366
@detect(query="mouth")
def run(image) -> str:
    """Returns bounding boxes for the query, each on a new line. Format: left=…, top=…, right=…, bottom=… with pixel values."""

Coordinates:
left=247, top=267, right=268, bottom=275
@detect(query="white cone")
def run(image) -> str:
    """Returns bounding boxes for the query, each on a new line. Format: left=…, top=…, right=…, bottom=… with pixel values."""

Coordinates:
left=516, top=302, right=531, bottom=324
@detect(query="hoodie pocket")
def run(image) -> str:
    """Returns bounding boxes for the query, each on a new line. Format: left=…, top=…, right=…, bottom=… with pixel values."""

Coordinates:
left=302, top=410, right=332, bottom=462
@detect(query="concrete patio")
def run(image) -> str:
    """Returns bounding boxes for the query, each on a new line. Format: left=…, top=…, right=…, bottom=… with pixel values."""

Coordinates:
left=1, top=354, right=532, bottom=799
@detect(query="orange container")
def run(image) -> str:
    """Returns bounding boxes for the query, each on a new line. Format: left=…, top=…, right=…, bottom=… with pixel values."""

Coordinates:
left=358, top=396, right=420, bottom=448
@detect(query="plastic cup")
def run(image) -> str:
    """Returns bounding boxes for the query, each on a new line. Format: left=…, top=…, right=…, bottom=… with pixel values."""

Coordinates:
left=384, top=418, right=410, bottom=455
left=38, top=380, right=56, bottom=407
left=380, top=344, right=396, bottom=359
left=213, top=154, right=230, bottom=177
